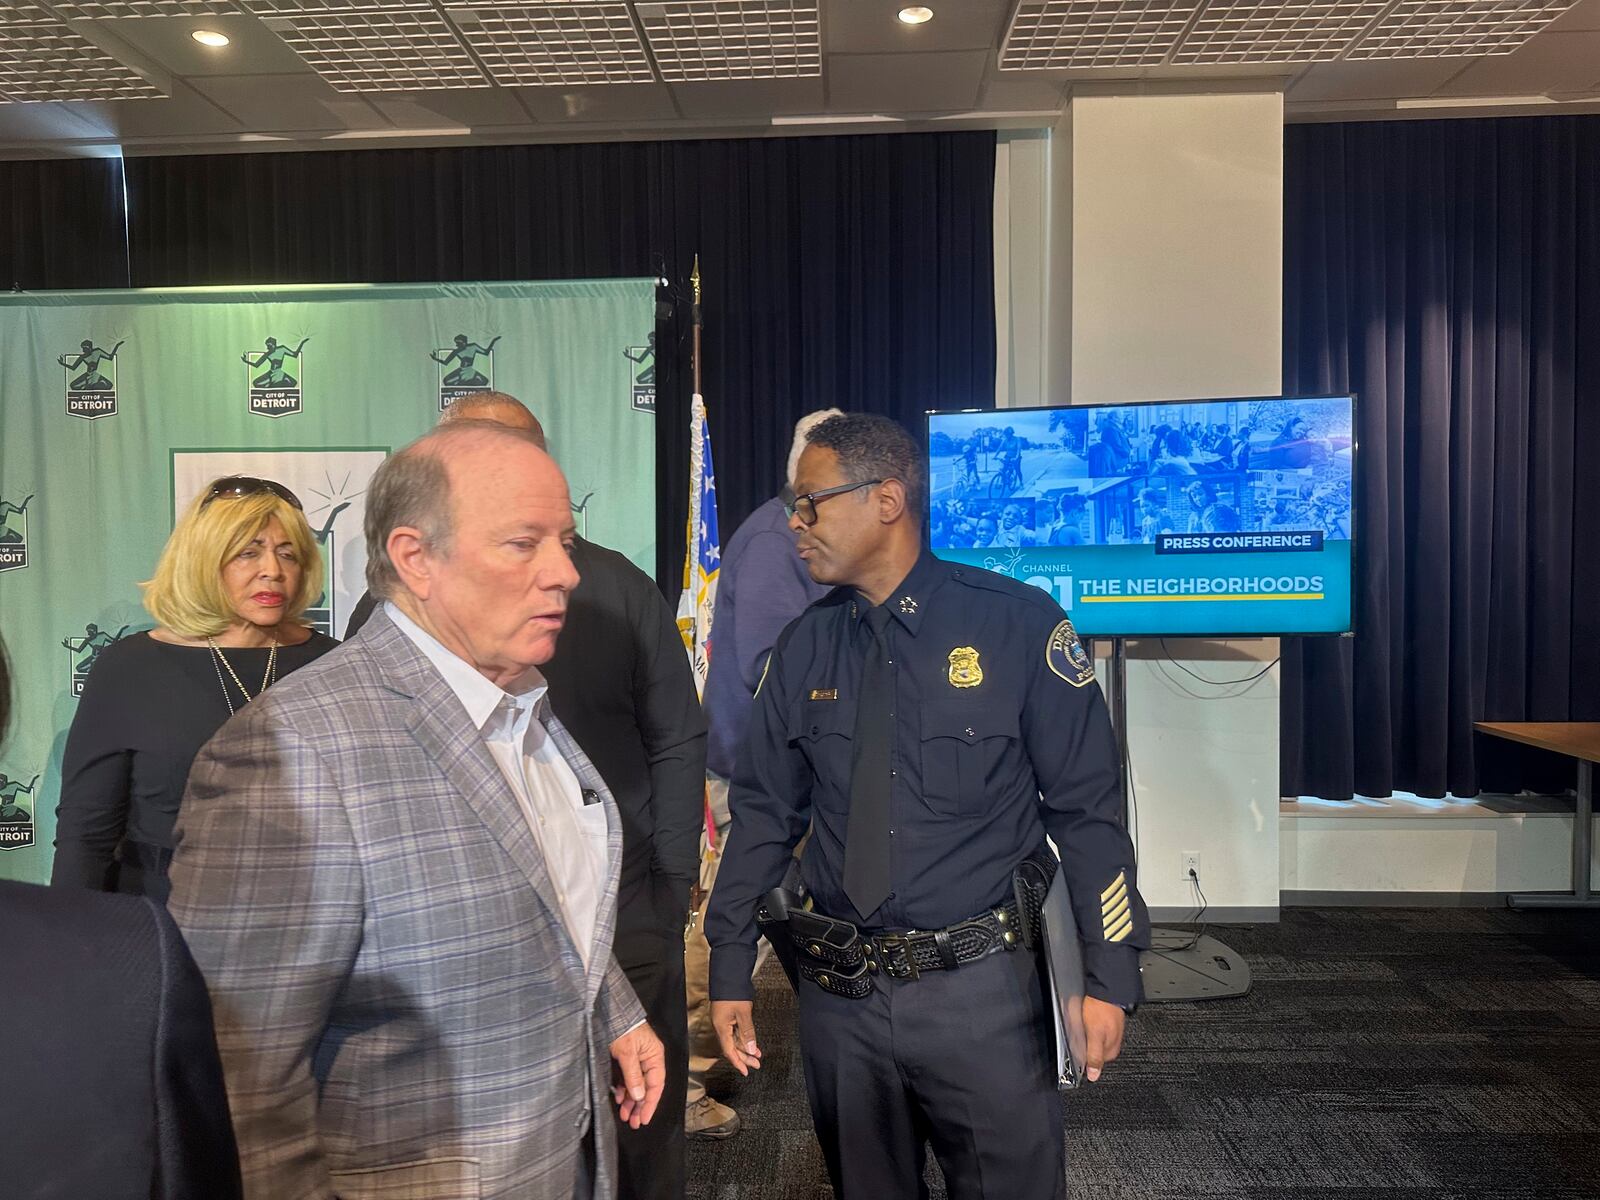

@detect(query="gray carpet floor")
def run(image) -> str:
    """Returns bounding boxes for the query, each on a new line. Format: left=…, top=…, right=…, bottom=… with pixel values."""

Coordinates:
left=685, top=907, right=1600, bottom=1199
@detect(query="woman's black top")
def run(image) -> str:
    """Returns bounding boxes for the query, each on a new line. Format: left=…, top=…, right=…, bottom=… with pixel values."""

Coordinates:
left=51, top=630, right=339, bottom=900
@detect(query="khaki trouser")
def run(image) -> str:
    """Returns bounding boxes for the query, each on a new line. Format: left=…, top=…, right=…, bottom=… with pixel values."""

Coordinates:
left=683, top=773, right=733, bottom=1105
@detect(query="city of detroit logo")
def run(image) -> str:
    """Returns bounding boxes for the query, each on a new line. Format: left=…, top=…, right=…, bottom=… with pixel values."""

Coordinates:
left=243, top=336, right=309, bottom=418
left=433, top=333, right=500, bottom=412
left=0, top=492, right=32, bottom=572
left=624, top=332, right=656, bottom=413
left=58, top=338, right=123, bottom=419
left=0, top=767, right=41, bottom=852
left=63, top=622, right=129, bottom=697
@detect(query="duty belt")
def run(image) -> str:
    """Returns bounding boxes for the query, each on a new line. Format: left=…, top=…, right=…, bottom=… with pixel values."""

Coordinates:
left=792, top=899, right=1025, bottom=999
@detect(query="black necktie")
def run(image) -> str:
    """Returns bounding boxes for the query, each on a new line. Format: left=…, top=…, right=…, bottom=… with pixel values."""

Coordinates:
left=845, top=606, right=894, bottom=921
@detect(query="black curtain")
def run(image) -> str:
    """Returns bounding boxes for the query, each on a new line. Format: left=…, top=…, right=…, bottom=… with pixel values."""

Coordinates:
left=1, top=156, right=128, bottom=290
left=108, top=134, right=995, bottom=587
left=1282, top=116, right=1600, bottom=800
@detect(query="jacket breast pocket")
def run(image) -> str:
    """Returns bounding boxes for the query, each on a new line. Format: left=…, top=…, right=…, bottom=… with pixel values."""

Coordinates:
left=790, top=701, right=855, bottom=811
left=332, top=1157, right=480, bottom=1200
left=918, top=702, right=1020, bottom=817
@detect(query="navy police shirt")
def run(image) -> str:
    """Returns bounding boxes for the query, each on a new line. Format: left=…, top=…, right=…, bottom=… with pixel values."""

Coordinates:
left=704, top=550, right=1149, bottom=1008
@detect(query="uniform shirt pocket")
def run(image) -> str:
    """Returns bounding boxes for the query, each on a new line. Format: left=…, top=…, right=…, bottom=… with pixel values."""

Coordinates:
left=918, top=701, right=1021, bottom=817
left=789, top=700, right=856, bottom=813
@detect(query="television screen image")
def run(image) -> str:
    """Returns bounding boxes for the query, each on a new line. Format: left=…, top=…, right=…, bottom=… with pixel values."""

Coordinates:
left=925, top=396, right=1355, bottom=637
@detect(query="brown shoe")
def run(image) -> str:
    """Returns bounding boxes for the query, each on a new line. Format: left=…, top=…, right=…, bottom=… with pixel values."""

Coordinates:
left=685, top=1094, right=741, bottom=1140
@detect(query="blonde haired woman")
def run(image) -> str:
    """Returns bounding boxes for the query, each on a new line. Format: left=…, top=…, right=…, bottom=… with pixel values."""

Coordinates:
left=53, top=477, right=338, bottom=900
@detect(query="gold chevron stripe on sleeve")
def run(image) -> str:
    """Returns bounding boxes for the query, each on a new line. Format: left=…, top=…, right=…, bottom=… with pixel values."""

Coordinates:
left=1105, top=913, right=1133, bottom=943
left=1102, top=894, right=1130, bottom=929
left=1099, top=870, right=1126, bottom=905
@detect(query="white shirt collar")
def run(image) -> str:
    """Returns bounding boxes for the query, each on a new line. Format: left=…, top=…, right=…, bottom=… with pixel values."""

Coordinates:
left=384, top=600, right=548, bottom=732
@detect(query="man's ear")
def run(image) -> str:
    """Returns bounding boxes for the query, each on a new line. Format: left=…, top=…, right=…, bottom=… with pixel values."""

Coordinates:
left=877, top=478, right=909, bottom=525
left=386, top=527, right=433, bottom=601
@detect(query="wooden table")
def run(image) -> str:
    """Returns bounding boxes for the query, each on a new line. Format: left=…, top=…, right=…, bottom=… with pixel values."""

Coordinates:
left=1475, top=722, right=1600, bottom=909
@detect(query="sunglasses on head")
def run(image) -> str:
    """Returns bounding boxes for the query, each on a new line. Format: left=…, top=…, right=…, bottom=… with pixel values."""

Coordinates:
left=202, top=476, right=303, bottom=511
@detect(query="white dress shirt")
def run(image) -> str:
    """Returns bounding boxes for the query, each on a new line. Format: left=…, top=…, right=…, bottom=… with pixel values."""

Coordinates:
left=387, top=602, right=610, bottom=968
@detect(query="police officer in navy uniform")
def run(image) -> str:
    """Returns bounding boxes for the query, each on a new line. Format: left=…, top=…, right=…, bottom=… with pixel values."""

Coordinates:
left=705, top=413, right=1148, bottom=1200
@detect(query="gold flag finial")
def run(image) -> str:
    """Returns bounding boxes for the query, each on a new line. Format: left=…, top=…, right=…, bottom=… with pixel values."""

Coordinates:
left=691, top=254, right=701, bottom=304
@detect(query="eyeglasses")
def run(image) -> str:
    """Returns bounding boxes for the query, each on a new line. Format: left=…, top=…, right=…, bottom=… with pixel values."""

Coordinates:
left=202, top=476, right=303, bottom=511
left=784, top=479, right=885, bottom=527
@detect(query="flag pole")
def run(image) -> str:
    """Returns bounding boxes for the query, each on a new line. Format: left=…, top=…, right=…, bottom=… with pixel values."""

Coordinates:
left=691, top=255, right=702, bottom=398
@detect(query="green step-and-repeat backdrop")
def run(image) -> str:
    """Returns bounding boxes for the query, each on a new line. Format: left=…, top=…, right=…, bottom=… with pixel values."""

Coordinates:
left=0, top=279, right=658, bottom=882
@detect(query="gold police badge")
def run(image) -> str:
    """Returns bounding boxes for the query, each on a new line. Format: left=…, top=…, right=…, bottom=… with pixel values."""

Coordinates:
left=947, top=646, right=983, bottom=689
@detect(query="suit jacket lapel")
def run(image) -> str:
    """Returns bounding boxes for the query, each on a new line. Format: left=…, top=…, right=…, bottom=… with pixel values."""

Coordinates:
left=362, top=606, right=587, bottom=976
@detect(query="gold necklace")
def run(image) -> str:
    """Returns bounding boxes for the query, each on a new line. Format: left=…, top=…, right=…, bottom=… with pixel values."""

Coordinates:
left=207, top=636, right=279, bottom=716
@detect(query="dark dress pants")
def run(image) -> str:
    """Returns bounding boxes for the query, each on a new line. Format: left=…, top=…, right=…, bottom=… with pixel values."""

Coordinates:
left=613, top=875, right=689, bottom=1200
left=797, top=943, right=1065, bottom=1200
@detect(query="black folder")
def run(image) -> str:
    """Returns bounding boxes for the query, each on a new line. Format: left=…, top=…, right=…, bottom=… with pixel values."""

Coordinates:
left=1040, top=864, right=1090, bottom=1090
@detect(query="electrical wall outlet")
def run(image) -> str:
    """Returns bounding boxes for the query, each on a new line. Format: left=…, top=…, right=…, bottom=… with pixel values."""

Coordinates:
left=1181, top=852, right=1201, bottom=882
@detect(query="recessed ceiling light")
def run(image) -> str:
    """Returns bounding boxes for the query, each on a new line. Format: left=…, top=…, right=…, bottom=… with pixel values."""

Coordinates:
left=898, top=6, right=934, bottom=24
left=191, top=30, right=230, bottom=48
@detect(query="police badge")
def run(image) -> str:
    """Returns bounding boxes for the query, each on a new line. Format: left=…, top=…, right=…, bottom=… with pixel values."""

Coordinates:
left=948, top=646, right=983, bottom=689
left=1046, top=619, right=1095, bottom=688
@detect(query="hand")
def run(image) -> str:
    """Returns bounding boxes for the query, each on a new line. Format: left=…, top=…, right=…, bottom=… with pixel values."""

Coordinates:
left=711, top=999, right=762, bottom=1076
left=609, top=1023, right=666, bottom=1130
left=1082, top=995, right=1126, bottom=1082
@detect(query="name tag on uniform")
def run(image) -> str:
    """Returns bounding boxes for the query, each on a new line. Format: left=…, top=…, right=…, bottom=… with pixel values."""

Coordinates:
left=808, top=688, right=838, bottom=701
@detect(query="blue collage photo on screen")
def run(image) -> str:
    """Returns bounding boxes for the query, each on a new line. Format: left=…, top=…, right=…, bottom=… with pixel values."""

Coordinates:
left=925, top=396, right=1356, bottom=637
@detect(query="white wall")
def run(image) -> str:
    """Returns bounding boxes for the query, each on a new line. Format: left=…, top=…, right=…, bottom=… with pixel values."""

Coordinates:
left=1049, top=92, right=1286, bottom=919
left=1283, top=811, right=1599, bottom=898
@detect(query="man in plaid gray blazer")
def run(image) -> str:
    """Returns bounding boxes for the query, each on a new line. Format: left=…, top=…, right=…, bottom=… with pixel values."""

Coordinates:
left=169, top=421, right=665, bottom=1200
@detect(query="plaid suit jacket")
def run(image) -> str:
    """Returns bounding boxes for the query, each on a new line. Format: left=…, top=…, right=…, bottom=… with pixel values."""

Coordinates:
left=168, top=606, right=647, bottom=1200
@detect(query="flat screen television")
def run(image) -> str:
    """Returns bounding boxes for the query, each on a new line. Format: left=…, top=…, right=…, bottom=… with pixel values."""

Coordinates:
left=924, top=395, right=1356, bottom=638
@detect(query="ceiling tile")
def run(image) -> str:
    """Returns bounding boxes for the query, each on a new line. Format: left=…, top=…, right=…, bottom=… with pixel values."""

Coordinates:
left=1547, top=0, right=1600, bottom=26
left=241, top=0, right=434, bottom=12
left=977, top=71, right=1069, bottom=110
left=188, top=71, right=386, bottom=129
left=0, top=3, right=64, bottom=21
left=669, top=74, right=822, bottom=116
left=260, top=9, right=489, bottom=91
left=514, top=80, right=677, bottom=121
left=49, top=1, right=234, bottom=16
left=74, top=76, right=246, bottom=134
left=1174, top=0, right=1390, bottom=64
left=1001, top=0, right=1199, bottom=69
left=366, top=86, right=537, bottom=127
left=0, top=98, right=114, bottom=139
left=1286, top=56, right=1469, bottom=100
left=637, top=0, right=822, bottom=80
left=85, top=13, right=313, bottom=77
left=0, top=22, right=165, bottom=101
left=449, top=4, right=655, bottom=86
left=1350, top=0, right=1579, bottom=59
left=822, top=0, right=1009, bottom=53
left=1435, top=29, right=1600, bottom=90
left=829, top=47, right=986, bottom=111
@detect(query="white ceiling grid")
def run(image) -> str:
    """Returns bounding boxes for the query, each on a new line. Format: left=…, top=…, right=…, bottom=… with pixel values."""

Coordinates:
left=1350, top=0, right=1579, bottom=57
left=451, top=4, right=656, bottom=87
left=637, top=1, right=822, bottom=80
left=999, top=0, right=1578, bottom=69
left=1175, top=0, right=1393, bottom=64
left=260, top=8, right=490, bottom=90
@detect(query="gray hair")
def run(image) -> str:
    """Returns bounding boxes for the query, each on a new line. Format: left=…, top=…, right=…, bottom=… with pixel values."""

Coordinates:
left=803, top=413, right=926, bottom=520
left=787, top=408, right=845, bottom=487
left=364, top=420, right=545, bottom=600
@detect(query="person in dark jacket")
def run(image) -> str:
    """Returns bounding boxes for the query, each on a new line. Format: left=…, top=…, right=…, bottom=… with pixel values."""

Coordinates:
left=0, top=633, right=243, bottom=1200
left=686, top=408, right=837, bottom=1137
left=345, top=392, right=704, bottom=1200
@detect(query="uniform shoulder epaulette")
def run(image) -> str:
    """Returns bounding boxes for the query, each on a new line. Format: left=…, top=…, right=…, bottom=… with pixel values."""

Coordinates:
left=947, top=565, right=1063, bottom=618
